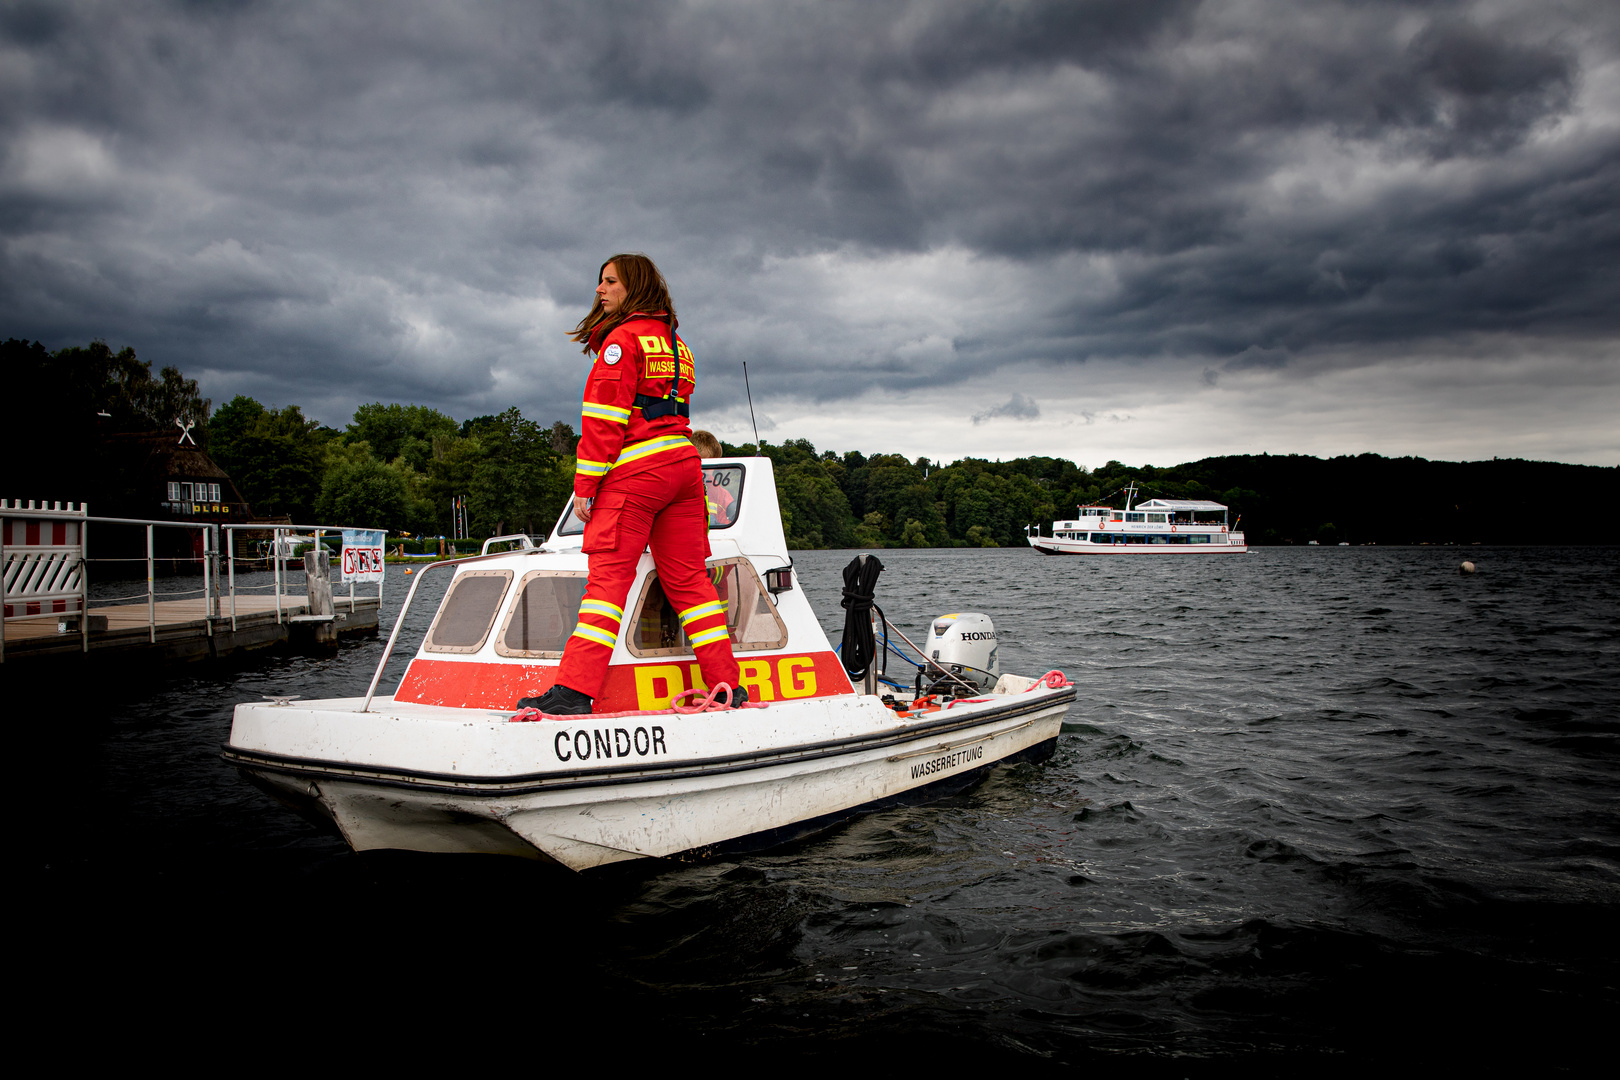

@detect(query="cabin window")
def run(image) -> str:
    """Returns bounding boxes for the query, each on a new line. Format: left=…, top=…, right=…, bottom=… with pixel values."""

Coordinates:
left=495, top=570, right=588, bottom=657
left=553, top=462, right=747, bottom=538
left=1148, top=513, right=1167, bottom=523
left=554, top=501, right=585, bottom=537
left=1126, top=512, right=1145, bottom=523
left=704, top=464, right=744, bottom=529
left=424, top=569, right=513, bottom=654
left=1089, top=533, right=1111, bottom=543
left=1190, top=534, right=1210, bottom=544
left=626, top=557, right=788, bottom=658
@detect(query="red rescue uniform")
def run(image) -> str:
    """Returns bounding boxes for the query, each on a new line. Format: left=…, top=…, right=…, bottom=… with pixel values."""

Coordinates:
left=556, top=313, right=741, bottom=700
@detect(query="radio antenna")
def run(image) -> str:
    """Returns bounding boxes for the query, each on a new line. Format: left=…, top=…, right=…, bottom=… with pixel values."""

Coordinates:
left=743, top=361, right=761, bottom=452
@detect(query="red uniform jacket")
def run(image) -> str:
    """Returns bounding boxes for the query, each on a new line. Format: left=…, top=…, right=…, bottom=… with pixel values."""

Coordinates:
left=574, top=312, right=698, bottom=498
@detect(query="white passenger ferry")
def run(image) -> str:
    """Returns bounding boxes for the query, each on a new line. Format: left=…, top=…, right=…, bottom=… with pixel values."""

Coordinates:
left=1027, top=483, right=1247, bottom=555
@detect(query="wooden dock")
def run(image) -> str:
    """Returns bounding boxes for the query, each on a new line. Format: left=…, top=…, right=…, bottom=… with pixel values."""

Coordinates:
left=0, top=594, right=380, bottom=665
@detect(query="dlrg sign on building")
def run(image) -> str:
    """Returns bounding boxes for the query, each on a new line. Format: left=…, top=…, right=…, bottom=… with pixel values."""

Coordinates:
left=340, top=529, right=386, bottom=583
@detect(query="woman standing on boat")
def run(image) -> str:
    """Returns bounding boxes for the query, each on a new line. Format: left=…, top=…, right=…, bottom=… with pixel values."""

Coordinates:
left=517, top=254, right=744, bottom=715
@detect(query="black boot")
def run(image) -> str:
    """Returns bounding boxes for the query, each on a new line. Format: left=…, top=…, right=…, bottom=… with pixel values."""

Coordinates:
left=514, top=684, right=593, bottom=715
left=727, top=685, right=749, bottom=708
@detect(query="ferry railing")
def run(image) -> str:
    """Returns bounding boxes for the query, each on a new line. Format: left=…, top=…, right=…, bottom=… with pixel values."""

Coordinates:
left=2, top=500, right=390, bottom=663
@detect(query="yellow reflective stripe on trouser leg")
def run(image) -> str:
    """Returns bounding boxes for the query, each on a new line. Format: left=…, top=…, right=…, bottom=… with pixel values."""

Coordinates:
left=570, top=622, right=618, bottom=648
left=579, top=598, right=624, bottom=623
left=688, top=625, right=730, bottom=648
left=678, top=599, right=727, bottom=625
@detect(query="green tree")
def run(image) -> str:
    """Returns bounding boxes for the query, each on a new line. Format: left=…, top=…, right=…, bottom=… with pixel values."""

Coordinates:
left=776, top=462, right=855, bottom=549
left=455, top=407, right=570, bottom=537
left=852, top=512, right=889, bottom=548
left=864, top=457, right=948, bottom=545
left=208, top=396, right=332, bottom=520
left=346, top=402, right=460, bottom=472
left=315, top=443, right=415, bottom=531
left=965, top=525, right=997, bottom=547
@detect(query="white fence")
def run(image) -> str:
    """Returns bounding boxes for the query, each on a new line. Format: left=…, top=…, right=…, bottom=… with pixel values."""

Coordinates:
left=1, top=499, right=386, bottom=663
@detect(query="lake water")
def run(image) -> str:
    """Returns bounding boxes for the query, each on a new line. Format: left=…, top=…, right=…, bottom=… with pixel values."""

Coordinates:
left=20, top=546, right=1618, bottom=1071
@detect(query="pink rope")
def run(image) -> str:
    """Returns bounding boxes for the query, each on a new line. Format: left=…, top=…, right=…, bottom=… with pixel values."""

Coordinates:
left=672, top=683, right=767, bottom=713
left=508, top=683, right=766, bottom=722
left=945, top=671, right=1068, bottom=708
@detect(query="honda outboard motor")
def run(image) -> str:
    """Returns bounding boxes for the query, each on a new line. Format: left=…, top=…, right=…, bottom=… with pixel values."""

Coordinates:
left=925, top=612, right=999, bottom=693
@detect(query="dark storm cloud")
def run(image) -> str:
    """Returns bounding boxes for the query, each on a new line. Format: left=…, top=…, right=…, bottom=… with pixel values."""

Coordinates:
left=972, top=393, right=1041, bottom=424
left=1, top=0, right=1616, bottom=434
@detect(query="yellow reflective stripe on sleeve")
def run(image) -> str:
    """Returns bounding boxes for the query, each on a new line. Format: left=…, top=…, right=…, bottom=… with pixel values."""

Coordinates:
left=579, top=598, right=624, bottom=622
left=576, top=459, right=611, bottom=477
left=678, top=599, right=727, bottom=625
left=610, top=435, right=692, bottom=469
left=582, top=402, right=631, bottom=424
left=688, top=625, right=731, bottom=648
left=570, top=623, right=618, bottom=648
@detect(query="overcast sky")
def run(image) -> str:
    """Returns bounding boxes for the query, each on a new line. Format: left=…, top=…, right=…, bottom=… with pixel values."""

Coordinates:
left=3, top=0, right=1617, bottom=467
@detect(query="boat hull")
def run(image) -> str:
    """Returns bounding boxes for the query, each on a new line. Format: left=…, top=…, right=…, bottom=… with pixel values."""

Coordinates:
left=1030, top=539, right=1247, bottom=554
left=226, top=688, right=1072, bottom=870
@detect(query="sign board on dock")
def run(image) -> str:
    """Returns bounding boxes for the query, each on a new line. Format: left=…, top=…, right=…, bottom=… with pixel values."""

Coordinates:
left=340, top=529, right=386, bottom=583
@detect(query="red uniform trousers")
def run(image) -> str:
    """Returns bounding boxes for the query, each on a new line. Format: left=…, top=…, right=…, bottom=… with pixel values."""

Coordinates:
left=556, top=457, right=742, bottom=701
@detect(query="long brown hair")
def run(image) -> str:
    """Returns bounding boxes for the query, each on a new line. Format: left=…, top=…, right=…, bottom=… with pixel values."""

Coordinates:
left=569, top=253, right=676, bottom=354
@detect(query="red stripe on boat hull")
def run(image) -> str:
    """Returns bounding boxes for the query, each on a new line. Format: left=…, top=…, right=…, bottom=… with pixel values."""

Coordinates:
left=394, top=651, right=854, bottom=712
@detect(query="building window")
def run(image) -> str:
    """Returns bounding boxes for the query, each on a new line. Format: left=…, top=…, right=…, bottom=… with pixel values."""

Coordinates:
left=209, top=483, right=221, bottom=502
left=168, top=482, right=181, bottom=500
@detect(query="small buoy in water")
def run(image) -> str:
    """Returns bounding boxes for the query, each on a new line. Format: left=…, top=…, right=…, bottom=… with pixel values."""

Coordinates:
left=404, top=568, right=413, bottom=575
left=1459, top=561, right=1476, bottom=574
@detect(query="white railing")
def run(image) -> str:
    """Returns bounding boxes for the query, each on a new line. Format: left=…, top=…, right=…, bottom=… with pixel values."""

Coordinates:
left=220, top=523, right=385, bottom=633
left=1, top=500, right=388, bottom=662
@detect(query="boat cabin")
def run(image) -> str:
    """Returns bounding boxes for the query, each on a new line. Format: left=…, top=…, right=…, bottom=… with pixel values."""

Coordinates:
left=1134, top=499, right=1231, bottom=527
left=388, top=457, right=853, bottom=713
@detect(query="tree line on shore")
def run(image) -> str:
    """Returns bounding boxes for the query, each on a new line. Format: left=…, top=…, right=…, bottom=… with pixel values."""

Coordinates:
left=9, top=338, right=1615, bottom=546
left=732, top=439, right=1617, bottom=547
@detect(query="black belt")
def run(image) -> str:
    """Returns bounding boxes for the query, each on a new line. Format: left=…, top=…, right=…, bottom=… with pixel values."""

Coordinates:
left=634, top=393, right=689, bottom=419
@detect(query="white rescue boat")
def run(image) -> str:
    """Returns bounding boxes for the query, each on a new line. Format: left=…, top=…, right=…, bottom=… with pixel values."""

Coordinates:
left=224, top=457, right=1076, bottom=871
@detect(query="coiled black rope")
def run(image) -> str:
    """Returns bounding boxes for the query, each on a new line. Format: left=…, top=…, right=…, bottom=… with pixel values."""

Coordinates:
left=839, top=554, right=885, bottom=679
